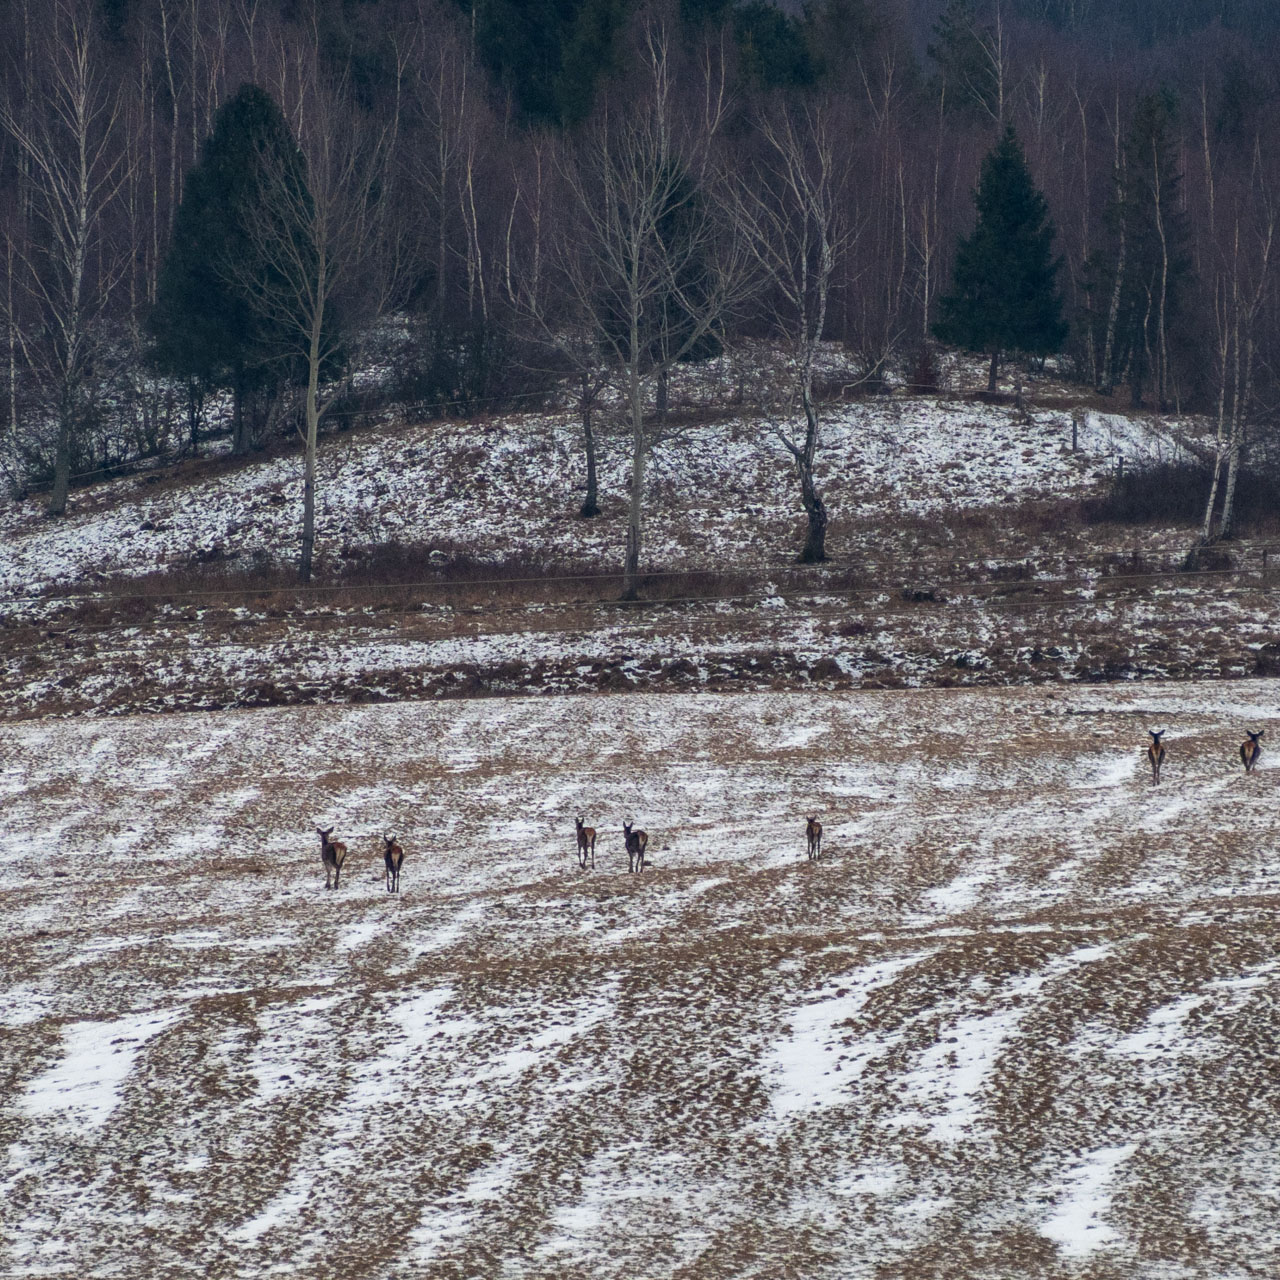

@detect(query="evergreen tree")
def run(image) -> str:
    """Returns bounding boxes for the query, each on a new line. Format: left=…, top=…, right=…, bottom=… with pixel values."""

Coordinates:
left=733, top=2, right=816, bottom=90
left=148, top=84, right=308, bottom=454
left=471, top=0, right=627, bottom=128
left=934, top=126, right=1066, bottom=391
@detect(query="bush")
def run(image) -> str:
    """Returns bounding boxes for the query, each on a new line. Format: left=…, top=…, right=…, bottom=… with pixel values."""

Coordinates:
left=1082, top=460, right=1280, bottom=531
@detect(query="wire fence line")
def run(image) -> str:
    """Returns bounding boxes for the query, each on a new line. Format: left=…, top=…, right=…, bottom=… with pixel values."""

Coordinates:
left=10, top=588, right=1272, bottom=658
left=4, top=543, right=1279, bottom=612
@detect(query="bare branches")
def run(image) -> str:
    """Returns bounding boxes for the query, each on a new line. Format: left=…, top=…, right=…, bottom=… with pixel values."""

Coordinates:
left=0, top=0, right=131, bottom=514
left=544, top=20, right=757, bottom=595
left=225, top=64, right=409, bottom=580
left=731, top=96, right=853, bottom=561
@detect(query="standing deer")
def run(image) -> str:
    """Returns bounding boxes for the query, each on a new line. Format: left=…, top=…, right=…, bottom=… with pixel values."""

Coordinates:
left=623, top=821, right=648, bottom=873
left=1240, top=730, right=1264, bottom=773
left=317, top=827, right=348, bottom=890
left=806, top=815, right=823, bottom=860
left=575, top=817, right=596, bottom=870
left=1146, top=731, right=1166, bottom=784
left=382, top=834, right=405, bottom=893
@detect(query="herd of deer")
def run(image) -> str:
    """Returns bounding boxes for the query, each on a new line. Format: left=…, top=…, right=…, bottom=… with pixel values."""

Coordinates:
left=573, top=815, right=825, bottom=872
left=572, top=818, right=653, bottom=872
left=313, top=734, right=1262, bottom=891
left=1146, top=728, right=1265, bottom=783
left=316, top=828, right=405, bottom=892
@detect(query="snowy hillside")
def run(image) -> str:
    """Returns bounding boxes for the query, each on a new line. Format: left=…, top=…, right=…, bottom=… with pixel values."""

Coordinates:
left=7, top=389, right=1264, bottom=721
left=0, top=397, right=1173, bottom=597
left=3, top=682, right=1278, bottom=1277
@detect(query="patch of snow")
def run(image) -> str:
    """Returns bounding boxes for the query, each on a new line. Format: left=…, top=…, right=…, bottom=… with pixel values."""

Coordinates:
left=1039, top=1144, right=1137, bottom=1257
left=765, top=954, right=925, bottom=1115
left=20, top=1008, right=182, bottom=1131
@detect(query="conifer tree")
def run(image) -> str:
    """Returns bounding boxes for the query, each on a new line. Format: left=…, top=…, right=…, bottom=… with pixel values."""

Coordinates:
left=148, top=84, right=308, bottom=454
left=934, top=126, right=1066, bottom=391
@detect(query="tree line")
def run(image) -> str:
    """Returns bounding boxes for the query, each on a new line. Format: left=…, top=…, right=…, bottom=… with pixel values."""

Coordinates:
left=3, top=0, right=1278, bottom=581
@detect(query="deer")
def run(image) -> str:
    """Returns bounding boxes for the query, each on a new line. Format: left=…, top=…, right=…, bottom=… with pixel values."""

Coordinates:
left=574, top=817, right=596, bottom=870
left=1240, top=729, right=1264, bottom=773
left=382, top=834, right=405, bottom=893
left=806, top=815, right=823, bottom=860
left=1146, top=730, right=1166, bottom=784
left=317, top=827, right=348, bottom=890
left=623, top=821, right=648, bottom=874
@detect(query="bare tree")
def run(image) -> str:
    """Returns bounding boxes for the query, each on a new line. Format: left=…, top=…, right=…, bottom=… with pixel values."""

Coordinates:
left=407, top=3, right=479, bottom=323
left=1196, top=157, right=1276, bottom=548
left=231, top=65, right=408, bottom=581
left=552, top=25, right=752, bottom=599
left=0, top=0, right=129, bottom=515
left=508, top=135, right=614, bottom=519
left=735, top=98, right=851, bottom=562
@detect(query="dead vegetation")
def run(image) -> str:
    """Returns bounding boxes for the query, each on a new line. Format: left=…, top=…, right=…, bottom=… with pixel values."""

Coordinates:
left=2, top=684, right=1277, bottom=1278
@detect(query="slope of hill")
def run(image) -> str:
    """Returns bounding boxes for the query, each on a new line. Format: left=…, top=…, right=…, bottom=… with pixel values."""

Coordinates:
left=6, top=386, right=1273, bottom=720
left=0, top=397, right=1157, bottom=596
left=2, top=682, right=1277, bottom=1278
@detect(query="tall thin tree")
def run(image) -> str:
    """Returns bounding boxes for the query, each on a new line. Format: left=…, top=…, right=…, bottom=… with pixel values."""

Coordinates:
left=1, top=0, right=129, bottom=515
left=735, top=98, right=851, bottom=562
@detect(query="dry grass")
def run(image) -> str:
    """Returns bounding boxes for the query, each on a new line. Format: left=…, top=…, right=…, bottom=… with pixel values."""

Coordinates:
left=2, top=683, right=1278, bottom=1278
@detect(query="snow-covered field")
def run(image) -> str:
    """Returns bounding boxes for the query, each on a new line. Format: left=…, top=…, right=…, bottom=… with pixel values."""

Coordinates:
left=3, top=682, right=1278, bottom=1278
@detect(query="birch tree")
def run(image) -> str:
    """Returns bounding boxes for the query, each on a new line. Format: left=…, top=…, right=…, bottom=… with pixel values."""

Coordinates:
left=735, top=98, right=850, bottom=562
left=1196, top=157, right=1275, bottom=548
left=231, top=70, right=407, bottom=582
left=552, top=25, right=751, bottom=599
left=0, top=0, right=128, bottom=515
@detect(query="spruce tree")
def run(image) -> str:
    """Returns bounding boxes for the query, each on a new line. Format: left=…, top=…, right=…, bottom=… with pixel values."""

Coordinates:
left=934, top=126, right=1066, bottom=392
left=148, top=84, right=308, bottom=454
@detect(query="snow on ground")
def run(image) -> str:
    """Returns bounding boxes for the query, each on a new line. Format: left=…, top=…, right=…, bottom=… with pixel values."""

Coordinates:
left=2, top=681, right=1279, bottom=1278
left=0, top=393, right=1175, bottom=597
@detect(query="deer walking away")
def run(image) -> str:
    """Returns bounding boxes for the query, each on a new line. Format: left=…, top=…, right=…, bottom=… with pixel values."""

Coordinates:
left=382, top=834, right=405, bottom=893
left=1240, top=730, right=1264, bottom=773
left=1146, top=730, right=1166, bottom=784
left=623, top=821, right=648, bottom=873
left=317, top=827, right=348, bottom=890
left=806, top=815, right=823, bottom=860
left=575, top=817, right=596, bottom=870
